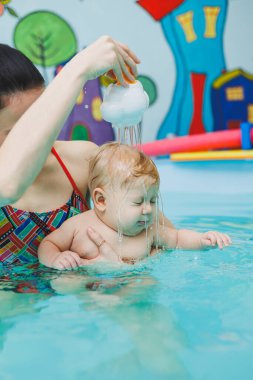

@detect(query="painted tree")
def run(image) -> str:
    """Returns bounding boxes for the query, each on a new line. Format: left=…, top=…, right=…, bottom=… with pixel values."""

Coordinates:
left=14, top=11, right=77, bottom=82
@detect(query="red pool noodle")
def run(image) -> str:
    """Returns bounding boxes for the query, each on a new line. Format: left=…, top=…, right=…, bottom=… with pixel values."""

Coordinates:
left=142, top=129, right=253, bottom=156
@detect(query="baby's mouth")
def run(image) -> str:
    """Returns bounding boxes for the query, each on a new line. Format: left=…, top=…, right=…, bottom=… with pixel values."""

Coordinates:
left=138, top=219, right=152, bottom=226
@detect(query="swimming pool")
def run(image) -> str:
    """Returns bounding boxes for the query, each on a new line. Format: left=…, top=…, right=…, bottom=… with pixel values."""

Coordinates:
left=0, top=160, right=253, bottom=380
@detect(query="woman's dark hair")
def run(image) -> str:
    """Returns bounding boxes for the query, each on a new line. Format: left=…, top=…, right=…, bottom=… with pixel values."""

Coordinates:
left=0, top=44, right=45, bottom=110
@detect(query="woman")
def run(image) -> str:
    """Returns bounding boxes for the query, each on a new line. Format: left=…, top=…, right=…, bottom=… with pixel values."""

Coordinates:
left=0, top=36, right=173, bottom=266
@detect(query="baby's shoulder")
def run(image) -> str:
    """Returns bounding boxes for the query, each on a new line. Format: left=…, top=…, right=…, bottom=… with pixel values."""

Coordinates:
left=61, top=210, right=94, bottom=230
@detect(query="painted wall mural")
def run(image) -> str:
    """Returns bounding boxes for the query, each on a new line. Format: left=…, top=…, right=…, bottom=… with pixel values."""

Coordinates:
left=14, top=11, right=77, bottom=83
left=8, top=7, right=158, bottom=145
left=137, top=0, right=228, bottom=137
left=0, top=0, right=18, bottom=17
left=12, top=10, right=115, bottom=145
left=1, top=0, right=252, bottom=142
left=55, top=60, right=115, bottom=145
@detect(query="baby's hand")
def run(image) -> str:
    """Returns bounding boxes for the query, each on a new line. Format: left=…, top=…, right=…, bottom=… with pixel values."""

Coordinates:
left=52, top=251, right=82, bottom=270
left=200, top=231, right=232, bottom=249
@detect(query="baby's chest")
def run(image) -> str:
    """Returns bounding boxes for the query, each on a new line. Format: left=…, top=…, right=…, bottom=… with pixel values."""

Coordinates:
left=71, top=230, right=98, bottom=259
left=114, top=232, right=154, bottom=262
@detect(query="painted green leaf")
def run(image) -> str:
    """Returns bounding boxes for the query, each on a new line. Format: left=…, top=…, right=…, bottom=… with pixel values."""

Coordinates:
left=6, top=6, right=19, bottom=18
left=14, top=11, right=77, bottom=67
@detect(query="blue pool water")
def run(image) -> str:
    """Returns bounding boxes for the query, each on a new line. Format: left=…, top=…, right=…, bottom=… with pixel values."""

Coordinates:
left=0, top=161, right=253, bottom=380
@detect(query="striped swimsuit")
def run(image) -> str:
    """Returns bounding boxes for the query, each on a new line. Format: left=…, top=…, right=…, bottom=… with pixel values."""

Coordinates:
left=0, top=147, right=89, bottom=265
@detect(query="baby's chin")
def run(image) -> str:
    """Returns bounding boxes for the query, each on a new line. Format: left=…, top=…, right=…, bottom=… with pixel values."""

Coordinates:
left=123, top=224, right=152, bottom=237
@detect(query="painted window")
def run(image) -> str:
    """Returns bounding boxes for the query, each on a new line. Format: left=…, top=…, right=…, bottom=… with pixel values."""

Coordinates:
left=226, top=87, right=244, bottom=101
left=248, top=104, right=253, bottom=123
left=203, top=7, right=220, bottom=38
left=177, top=11, right=197, bottom=42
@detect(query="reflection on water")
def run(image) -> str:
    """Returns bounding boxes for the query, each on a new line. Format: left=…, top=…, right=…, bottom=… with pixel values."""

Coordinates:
left=0, top=216, right=253, bottom=379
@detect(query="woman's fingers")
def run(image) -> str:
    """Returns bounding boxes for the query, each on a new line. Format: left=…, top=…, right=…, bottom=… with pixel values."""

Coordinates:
left=117, top=44, right=138, bottom=76
left=112, top=61, right=127, bottom=86
left=82, top=35, right=140, bottom=84
left=106, top=39, right=139, bottom=85
left=117, top=50, right=136, bottom=82
left=116, top=40, right=141, bottom=64
left=87, top=227, right=121, bottom=262
left=87, top=226, right=105, bottom=246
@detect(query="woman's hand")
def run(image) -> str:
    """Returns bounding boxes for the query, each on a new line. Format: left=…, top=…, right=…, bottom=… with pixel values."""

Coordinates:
left=86, top=227, right=122, bottom=263
left=75, top=35, right=140, bottom=86
left=49, top=228, right=121, bottom=270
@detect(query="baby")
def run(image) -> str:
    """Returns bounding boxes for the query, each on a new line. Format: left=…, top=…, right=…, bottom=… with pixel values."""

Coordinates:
left=38, top=143, right=231, bottom=269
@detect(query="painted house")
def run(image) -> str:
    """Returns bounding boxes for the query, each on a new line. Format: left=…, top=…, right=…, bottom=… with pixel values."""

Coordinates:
left=211, top=69, right=253, bottom=131
left=138, top=0, right=227, bottom=137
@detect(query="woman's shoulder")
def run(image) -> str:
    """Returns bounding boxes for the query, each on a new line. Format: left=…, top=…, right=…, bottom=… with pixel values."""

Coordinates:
left=53, top=140, right=98, bottom=162
left=51, top=141, right=98, bottom=194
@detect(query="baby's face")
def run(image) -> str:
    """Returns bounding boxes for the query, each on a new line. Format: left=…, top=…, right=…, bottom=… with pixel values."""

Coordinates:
left=106, top=178, right=159, bottom=236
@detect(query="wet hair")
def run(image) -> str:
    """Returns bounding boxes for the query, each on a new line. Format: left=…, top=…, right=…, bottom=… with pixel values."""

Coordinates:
left=88, top=142, right=160, bottom=194
left=0, top=44, right=45, bottom=110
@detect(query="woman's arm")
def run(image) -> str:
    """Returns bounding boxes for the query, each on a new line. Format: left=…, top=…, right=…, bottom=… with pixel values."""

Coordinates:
left=0, top=36, right=140, bottom=206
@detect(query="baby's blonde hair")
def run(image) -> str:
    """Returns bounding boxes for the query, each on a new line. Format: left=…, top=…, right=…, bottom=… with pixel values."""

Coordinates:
left=88, top=142, right=160, bottom=194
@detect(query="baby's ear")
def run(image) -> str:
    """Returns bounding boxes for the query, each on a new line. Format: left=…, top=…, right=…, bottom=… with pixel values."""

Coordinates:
left=93, top=188, right=106, bottom=211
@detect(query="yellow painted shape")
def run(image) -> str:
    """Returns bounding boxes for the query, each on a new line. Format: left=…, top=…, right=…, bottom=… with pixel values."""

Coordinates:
left=76, top=90, right=84, bottom=105
left=226, top=86, right=244, bottom=101
left=177, top=11, right=197, bottom=43
left=203, top=6, right=220, bottom=38
left=92, top=97, right=103, bottom=121
left=99, top=75, right=114, bottom=88
left=0, top=0, right=11, bottom=4
left=170, top=150, right=253, bottom=162
left=248, top=105, right=253, bottom=123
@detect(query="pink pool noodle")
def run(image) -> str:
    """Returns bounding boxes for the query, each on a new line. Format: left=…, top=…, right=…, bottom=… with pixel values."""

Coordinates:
left=142, top=129, right=253, bottom=156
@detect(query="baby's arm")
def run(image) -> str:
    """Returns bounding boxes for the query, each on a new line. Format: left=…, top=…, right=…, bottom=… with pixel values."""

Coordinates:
left=38, top=220, right=84, bottom=270
left=177, top=229, right=231, bottom=250
left=157, top=227, right=231, bottom=250
left=39, top=221, right=122, bottom=269
left=158, top=211, right=175, bottom=229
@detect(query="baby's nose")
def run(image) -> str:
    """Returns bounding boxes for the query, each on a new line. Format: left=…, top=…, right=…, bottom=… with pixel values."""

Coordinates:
left=142, top=203, right=152, bottom=214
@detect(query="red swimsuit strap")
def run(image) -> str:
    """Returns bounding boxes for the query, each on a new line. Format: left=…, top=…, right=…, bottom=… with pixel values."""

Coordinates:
left=51, top=146, right=89, bottom=209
